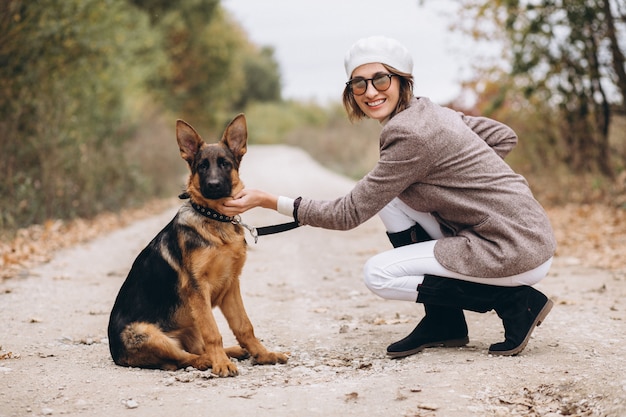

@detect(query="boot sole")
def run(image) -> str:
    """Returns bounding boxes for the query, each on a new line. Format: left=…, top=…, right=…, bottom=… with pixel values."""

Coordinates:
left=489, top=298, right=554, bottom=356
left=387, top=336, right=470, bottom=359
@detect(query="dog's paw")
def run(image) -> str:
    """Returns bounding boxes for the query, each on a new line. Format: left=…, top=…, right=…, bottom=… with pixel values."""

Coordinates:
left=224, top=345, right=250, bottom=360
left=189, top=355, right=238, bottom=377
left=253, top=351, right=289, bottom=365
left=211, top=360, right=239, bottom=377
left=188, top=356, right=212, bottom=372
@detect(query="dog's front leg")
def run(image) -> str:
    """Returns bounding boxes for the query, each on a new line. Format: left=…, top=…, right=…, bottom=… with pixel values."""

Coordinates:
left=220, top=282, right=289, bottom=365
left=188, top=291, right=239, bottom=377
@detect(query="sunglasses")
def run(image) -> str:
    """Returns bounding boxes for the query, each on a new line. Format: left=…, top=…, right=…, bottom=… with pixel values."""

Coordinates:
left=346, top=73, right=396, bottom=96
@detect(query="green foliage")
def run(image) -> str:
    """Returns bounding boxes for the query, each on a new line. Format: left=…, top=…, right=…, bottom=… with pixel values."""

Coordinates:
left=137, top=1, right=282, bottom=133
left=0, top=0, right=166, bottom=229
left=236, top=46, right=282, bottom=108
left=149, top=3, right=247, bottom=131
left=0, top=0, right=283, bottom=232
left=243, top=101, right=328, bottom=144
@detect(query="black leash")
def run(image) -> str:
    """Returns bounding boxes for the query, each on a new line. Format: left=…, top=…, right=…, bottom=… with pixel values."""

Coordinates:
left=237, top=220, right=301, bottom=244
left=181, top=192, right=300, bottom=243
left=255, top=221, right=300, bottom=236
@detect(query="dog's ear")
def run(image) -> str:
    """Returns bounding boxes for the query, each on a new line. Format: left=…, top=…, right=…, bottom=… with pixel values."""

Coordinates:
left=176, top=120, right=203, bottom=165
left=221, top=114, right=247, bottom=161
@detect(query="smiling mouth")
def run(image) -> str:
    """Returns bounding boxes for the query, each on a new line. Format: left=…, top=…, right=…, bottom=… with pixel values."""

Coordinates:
left=367, top=99, right=385, bottom=107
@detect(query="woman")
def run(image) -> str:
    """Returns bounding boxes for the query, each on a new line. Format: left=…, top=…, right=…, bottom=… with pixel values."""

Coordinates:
left=221, top=36, right=556, bottom=358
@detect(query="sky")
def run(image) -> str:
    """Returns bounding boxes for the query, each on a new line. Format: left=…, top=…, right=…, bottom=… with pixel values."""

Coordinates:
left=222, top=0, right=480, bottom=105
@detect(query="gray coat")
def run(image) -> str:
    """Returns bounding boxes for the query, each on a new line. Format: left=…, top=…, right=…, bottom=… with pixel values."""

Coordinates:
left=297, top=97, right=556, bottom=278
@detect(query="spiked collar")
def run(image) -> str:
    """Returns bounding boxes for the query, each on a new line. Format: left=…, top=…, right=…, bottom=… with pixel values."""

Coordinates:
left=178, top=191, right=299, bottom=243
left=179, top=191, right=235, bottom=223
left=189, top=200, right=236, bottom=223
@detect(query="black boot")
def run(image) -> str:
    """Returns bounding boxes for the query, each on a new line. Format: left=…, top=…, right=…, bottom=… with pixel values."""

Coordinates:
left=385, top=225, right=469, bottom=358
left=489, top=286, right=553, bottom=355
left=386, top=224, right=431, bottom=247
left=416, top=275, right=553, bottom=356
left=386, top=304, right=469, bottom=358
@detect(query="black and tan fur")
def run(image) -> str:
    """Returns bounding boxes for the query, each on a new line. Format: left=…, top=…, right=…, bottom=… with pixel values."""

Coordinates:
left=107, top=114, right=288, bottom=377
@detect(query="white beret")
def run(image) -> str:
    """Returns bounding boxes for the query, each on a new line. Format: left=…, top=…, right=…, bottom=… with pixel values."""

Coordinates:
left=344, top=36, right=413, bottom=78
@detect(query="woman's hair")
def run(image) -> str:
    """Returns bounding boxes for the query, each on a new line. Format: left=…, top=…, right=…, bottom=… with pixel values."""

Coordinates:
left=342, top=64, right=414, bottom=123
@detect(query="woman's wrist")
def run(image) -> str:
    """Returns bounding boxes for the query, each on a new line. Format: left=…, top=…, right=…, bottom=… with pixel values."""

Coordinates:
left=263, top=192, right=279, bottom=210
left=277, top=196, right=295, bottom=217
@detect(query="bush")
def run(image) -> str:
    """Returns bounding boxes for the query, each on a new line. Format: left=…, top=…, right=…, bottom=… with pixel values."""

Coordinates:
left=0, top=0, right=283, bottom=234
left=0, top=0, right=166, bottom=230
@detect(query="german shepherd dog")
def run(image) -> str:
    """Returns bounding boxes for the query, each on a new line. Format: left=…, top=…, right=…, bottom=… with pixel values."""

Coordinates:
left=107, top=114, right=288, bottom=377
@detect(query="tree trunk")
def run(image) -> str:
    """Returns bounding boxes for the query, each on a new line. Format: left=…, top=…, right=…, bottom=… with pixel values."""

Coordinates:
left=603, top=0, right=626, bottom=113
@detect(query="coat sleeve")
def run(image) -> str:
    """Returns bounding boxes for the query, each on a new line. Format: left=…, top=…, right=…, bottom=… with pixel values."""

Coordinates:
left=461, top=115, right=518, bottom=159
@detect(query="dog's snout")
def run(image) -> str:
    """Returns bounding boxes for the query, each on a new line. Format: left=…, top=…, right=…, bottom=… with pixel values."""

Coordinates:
left=201, top=176, right=231, bottom=199
left=206, top=178, right=222, bottom=189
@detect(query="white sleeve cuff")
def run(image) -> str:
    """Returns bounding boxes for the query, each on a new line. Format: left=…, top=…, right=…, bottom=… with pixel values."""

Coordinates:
left=277, top=196, right=295, bottom=218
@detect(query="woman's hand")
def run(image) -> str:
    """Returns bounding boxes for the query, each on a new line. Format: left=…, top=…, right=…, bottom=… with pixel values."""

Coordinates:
left=219, top=189, right=278, bottom=217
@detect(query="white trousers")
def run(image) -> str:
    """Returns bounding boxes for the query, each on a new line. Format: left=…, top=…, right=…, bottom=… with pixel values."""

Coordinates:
left=364, top=198, right=553, bottom=302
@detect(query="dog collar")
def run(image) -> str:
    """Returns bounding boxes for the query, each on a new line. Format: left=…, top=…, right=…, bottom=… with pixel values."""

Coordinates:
left=189, top=200, right=235, bottom=223
left=180, top=193, right=299, bottom=244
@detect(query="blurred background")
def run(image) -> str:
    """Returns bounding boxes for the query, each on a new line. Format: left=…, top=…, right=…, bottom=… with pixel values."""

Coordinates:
left=1, top=0, right=625, bottom=235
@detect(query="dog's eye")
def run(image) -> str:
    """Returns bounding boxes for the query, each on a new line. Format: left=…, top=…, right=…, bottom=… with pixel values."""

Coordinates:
left=218, top=158, right=231, bottom=169
left=198, top=160, right=210, bottom=170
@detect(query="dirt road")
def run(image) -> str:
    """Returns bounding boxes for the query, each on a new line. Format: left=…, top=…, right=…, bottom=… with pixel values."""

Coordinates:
left=2, top=145, right=625, bottom=417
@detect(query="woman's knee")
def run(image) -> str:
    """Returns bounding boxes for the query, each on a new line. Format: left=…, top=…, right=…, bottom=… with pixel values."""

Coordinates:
left=363, top=256, right=389, bottom=295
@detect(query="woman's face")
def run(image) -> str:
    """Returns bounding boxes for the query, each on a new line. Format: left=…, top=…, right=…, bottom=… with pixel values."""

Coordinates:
left=349, top=63, right=400, bottom=122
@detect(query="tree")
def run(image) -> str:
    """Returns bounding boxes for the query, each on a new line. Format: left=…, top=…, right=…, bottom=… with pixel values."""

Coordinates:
left=452, top=0, right=626, bottom=176
left=137, top=1, right=281, bottom=132
left=0, top=0, right=284, bottom=231
left=235, top=46, right=282, bottom=109
left=0, top=0, right=164, bottom=228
